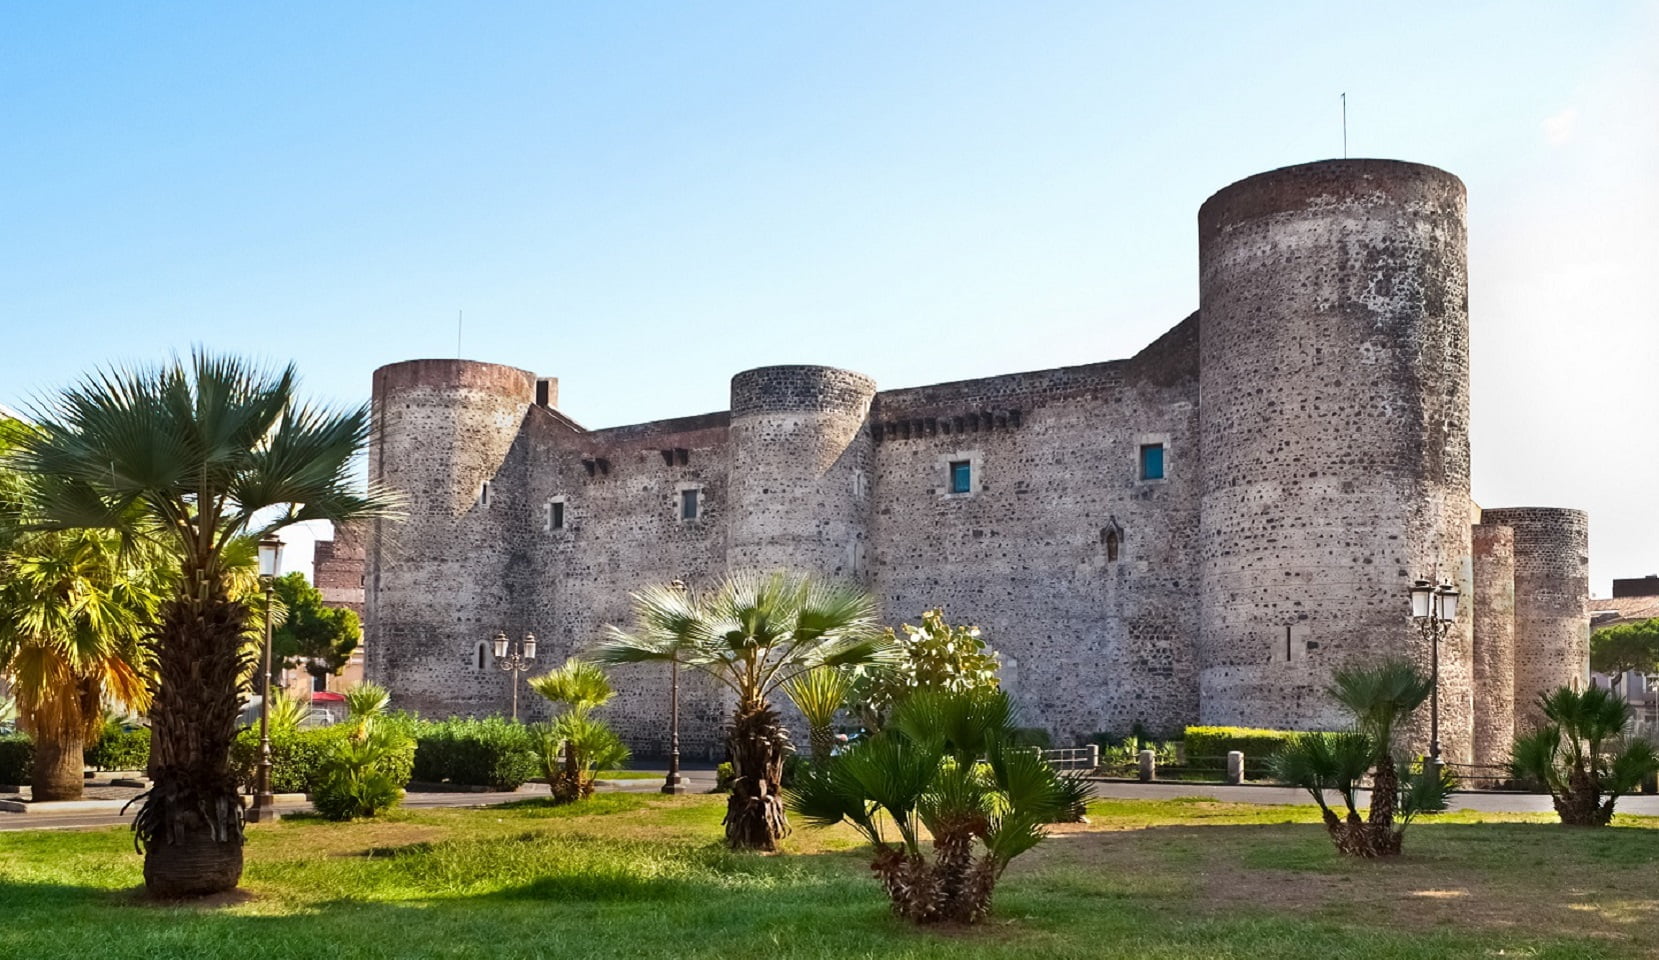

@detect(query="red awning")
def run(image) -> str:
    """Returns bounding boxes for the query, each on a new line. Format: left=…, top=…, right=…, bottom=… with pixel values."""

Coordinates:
left=311, top=691, right=346, bottom=702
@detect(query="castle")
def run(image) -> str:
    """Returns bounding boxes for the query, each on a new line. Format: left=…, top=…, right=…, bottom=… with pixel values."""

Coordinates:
left=363, top=159, right=1591, bottom=766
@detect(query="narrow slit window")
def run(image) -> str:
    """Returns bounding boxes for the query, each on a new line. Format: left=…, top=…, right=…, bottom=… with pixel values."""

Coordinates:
left=1139, top=444, right=1165, bottom=481
left=949, top=460, right=972, bottom=494
left=478, top=480, right=491, bottom=507
left=1105, top=531, right=1119, bottom=562
left=680, top=488, right=699, bottom=521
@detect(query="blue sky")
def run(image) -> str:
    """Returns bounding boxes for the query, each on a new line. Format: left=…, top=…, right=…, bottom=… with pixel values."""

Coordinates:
left=1, top=2, right=1654, bottom=592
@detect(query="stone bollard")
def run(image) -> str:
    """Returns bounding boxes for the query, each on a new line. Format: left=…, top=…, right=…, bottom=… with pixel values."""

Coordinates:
left=1226, top=751, right=1244, bottom=785
left=1087, top=743, right=1101, bottom=770
left=1137, top=749, right=1155, bottom=783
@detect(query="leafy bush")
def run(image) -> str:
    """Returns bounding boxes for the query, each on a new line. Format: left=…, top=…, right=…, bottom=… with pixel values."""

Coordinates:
left=312, top=722, right=408, bottom=820
left=411, top=716, right=537, bottom=790
left=1097, top=737, right=1177, bottom=776
left=231, top=718, right=415, bottom=795
left=1184, top=726, right=1301, bottom=765
left=0, top=734, right=32, bottom=785
left=1007, top=727, right=1052, bottom=749
left=715, top=761, right=734, bottom=792
left=850, top=609, right=1000, bottom=730
left=86, top=725, right=150, bottom=771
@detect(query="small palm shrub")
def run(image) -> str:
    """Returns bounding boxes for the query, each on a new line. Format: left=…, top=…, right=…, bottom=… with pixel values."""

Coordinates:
left=533, top=714, right=631, bottom=803
left=1511, top=686, right=1659, bottom=826
left=782, top=665, right=855, bottom=764
left=343, top=682, right=391, bottom=721
left=230, top=719, right=416, bottom=795
left=312, top=721, right=409, bottom=821
left=786, top=688, right=1065, bottom=925
left=529, top=659, right=630, bottom=803
left=1269, top=659, right=1443, bottom=857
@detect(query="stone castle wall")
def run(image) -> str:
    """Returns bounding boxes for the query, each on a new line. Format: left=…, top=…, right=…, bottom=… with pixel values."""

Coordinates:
left=362, top=160, right=1589, bottom=761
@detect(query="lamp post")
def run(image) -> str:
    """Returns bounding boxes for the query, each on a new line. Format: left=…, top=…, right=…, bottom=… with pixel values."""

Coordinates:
left=248, top=534, right=283, bottom=824
left=662, top=578, right=687, bottom=795
left=492, top=631, right=537, bottom=721
left=1410, top=577, right=1460, bottom=768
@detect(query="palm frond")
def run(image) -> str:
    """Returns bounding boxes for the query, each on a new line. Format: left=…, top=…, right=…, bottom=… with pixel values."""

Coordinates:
left=529, top=658, right=616, bottom=713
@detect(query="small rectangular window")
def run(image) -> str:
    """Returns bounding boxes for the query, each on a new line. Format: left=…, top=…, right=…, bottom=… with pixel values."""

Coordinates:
left=680, top=489, right=699, bottom=521
left=479, top=481, right=491, bottom=507
left=1140, top=444, right=1165, bottom=481
left=545, top=501, right=564, bottom=531
left=949, top=460, right=972, bottom=494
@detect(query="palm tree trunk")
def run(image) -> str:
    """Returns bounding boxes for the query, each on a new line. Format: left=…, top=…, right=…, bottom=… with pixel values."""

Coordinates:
left=30, top=730, right=86, bottom=802
left=137, top=596, right=249, bottom=898
left=723, top=700, right=790, bottom=851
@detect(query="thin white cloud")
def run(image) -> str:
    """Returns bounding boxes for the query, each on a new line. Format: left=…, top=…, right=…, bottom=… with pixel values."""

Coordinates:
left=1542, top=107, right=1578, bottom=144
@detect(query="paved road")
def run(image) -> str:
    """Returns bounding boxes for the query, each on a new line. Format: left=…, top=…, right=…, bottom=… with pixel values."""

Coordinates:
left=0, top=770, right=721, bottom=833
left=14, top=774, right=1656, bottom=833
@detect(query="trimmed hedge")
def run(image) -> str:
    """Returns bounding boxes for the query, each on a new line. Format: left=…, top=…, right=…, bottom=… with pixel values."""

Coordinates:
left=411, top=716, right=537, bottom=790
left=1183, top=725, right=1302, bottom=763
left=0, top=735, right=32, bottom=786
left=231, top=721, right=416, bottom=795
left=87, top=727, right=151, bottom=771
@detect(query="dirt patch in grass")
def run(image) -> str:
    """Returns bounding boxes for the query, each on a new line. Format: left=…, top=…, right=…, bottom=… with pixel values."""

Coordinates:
left=1039, top=818, right=1659, bottom=947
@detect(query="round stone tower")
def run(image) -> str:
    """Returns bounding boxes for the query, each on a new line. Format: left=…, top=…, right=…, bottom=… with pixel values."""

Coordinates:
left=365, top=359, right=538, bottom=717
left=1470, top=522, right=1516, bottom=766
left=726, top=365, right=876, bottom=578
left=1478, top=507, right=1590, bottom=729
left=1196, top=160, right=1474, bottom=755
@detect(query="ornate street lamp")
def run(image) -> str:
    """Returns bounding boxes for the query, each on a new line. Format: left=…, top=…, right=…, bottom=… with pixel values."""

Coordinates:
left=1410, top=577, right=1460, bottom=766
left=662, top=578, right=687, bottom=795
left=493, top=631, right=537, bottom=721
left=248, top=533, right=283, bottom=824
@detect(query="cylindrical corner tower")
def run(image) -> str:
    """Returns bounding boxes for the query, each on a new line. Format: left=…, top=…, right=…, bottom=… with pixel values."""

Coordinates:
left=1478, top=507, right=1590, bottom=729
left=1196, top=160, right=1473, bottom=756
left=365, top=359, right=536, bottom=717
left=1471, top=522, right=1516, bottom=766
left=726, top=365, right=876, bottom=578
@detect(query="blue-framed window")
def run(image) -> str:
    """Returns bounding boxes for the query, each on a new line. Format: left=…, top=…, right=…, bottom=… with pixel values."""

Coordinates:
left=1139, top=444, right=1165, bottom=481
left=949, top=460, right=972, bottom=494
left=681, top=488, right=699, bottom=520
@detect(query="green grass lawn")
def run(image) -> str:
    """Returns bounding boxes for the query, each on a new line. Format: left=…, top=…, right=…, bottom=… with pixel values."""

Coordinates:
left=1, top=794, right=1654, bottom=959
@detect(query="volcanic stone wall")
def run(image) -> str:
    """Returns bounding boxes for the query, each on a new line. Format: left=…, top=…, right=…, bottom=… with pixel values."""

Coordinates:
left=868, top=314, right=1202, bottom=742
left=1195, top=160, right=1474, bottom=758
left=1479, top=507, right=1591, bottom=729
left=1471, top=523, right=1516, bottom=766
left=365, top=359, right=538, bottom=717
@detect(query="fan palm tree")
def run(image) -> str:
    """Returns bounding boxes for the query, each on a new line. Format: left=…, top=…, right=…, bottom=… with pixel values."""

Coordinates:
left=1269, top=659, right=1444, bottom=857
left=1329, top=658, right=1432, bottom=847
left=0, top=526, right=167, bottom=801
left=7, top=352, right=395, bottom=897
left=593, top=572, right=888, bottom=850
left=1512, top=685, right=1659, bottom=826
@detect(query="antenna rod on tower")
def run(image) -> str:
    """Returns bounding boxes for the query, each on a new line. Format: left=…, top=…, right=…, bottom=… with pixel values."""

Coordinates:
left=457, top=310, right=463, bottom=359
left=1341, top=92, right=1348, bottom=158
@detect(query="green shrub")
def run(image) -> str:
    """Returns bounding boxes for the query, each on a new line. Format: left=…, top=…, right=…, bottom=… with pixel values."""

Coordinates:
left=1007, top=727, right=1052, bottom=749
left=1184, top=726, right=1302, bottom=766
left=86, top=726, right=150, bottom=771
left=0, top=735, right=32, bottom=786
left=411, top=716, right=537, bottom=790
left=231, top=718, right=416, bottom=795
left=715, top=761, right=735, bottom=792
left=312, top=723, right=408, bottom=820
